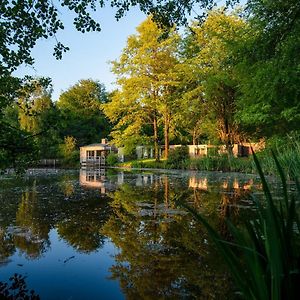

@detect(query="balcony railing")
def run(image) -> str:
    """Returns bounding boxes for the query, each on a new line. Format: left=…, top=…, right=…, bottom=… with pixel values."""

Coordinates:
left=81, top=156, right=106, bottom=167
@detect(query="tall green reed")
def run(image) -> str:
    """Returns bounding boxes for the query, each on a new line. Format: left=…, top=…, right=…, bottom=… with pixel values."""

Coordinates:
left=179, top=150, right=300, bottom=299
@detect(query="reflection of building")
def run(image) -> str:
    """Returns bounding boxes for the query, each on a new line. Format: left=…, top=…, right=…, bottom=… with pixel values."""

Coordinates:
left=135, top=174, right=154, bottom=186
left=189, top=177, right=208, bottom=190
left=80, top=170, right=157, bottom=193
left=80, top=139, right=117, bottom=167
left=79, top=169, right=115, bottom=194
left=221, top=178, right=255, bottom=191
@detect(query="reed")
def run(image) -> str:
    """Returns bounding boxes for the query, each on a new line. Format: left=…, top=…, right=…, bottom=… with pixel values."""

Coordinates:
left=179, top=150, right=300, bottom=299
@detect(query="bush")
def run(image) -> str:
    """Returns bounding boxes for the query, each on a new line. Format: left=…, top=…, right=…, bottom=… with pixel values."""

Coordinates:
left=167, top=146, right=189, bottom=167
left=106, top=153, right=119, bottom=166
left=59, top=136, right=79, bottom=167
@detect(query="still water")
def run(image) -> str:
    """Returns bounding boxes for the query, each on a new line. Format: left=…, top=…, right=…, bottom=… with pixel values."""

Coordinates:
left=0, top=169, right=265, bottom=299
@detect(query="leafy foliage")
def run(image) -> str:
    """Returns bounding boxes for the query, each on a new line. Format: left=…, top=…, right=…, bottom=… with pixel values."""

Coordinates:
left=235, top=0, right=300, bottom=137
left=0, top=0, right=238, bottom=73
left=106, top=153, right=119, bottom=166
left=166, top=146, right=189, bottom=167
left=104, top=17, right=180, bottom=160
left=58, top=79, right=111, bottom=147
left=0, top=77, right=53, bottom=172
left=179, top=152, right=300, bottom=299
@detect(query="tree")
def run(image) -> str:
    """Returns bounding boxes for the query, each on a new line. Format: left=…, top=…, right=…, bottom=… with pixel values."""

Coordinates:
left=104, top=17, right=180, bottom=160
left=0, top=77, right=54, bottom=171
left=16, top=78, right=62, bottom=158
left=0, top=0, right=239, bottom=73
left=235, top=0, right=300, bottom=137
left=57, top=79, right=111, bottom=146
left=103, top=88, right=154, bottom=157
left=181, top=10, right=247, bottom=150
left=0, top=0, right=239, bottom=171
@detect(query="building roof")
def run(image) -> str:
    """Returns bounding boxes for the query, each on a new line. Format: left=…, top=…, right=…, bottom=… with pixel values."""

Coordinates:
left=80, top=143, right=111, bottom=149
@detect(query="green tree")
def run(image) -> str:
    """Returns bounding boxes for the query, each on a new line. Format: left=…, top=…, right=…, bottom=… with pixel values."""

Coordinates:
left=104, top=17, right=180, bottom=160
left=0, top=0, right=238, bottom=171
left=235, top=0, right=300, bottom=137
left=0, top=77, right=54, bottom=171
left=57, top=79, right=111, bottom=146
left=181, top=10, right=247, bottom=150
left=17, top=78, right=61, bottom=158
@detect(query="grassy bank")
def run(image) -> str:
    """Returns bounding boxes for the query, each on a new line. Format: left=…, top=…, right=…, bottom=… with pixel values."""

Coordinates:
left=116, top=156, right=256, bottom=173
left=115, top=142, right=300, bottom=177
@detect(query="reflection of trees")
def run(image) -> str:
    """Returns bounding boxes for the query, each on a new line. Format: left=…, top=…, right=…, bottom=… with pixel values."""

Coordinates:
left=57, top=196, right=109, bottom=253
left=0, top=228, right=15, bottom=264
left=218, top=179, right=252, bottom=238
left=0, top=173, right=112, bottom=260
left=15, top=183, right=51, bottom=259
left=0, top=273, right=40, bottom=299
left=60, top=180, right=75, bottom=198
left=102, top=182, right=233, bottom=299
left=189, top=176, right=253, bottom=239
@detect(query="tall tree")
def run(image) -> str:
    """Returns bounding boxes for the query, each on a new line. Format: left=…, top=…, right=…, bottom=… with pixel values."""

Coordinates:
left=0, top=0, right=239, bottom=170
left=0, top=77, right=53, bottom=171
left=17, top=78, right=61, bottom=158
left=235, top=0, right=300, bottom=137
left=57, top=79, right=111, bottom=146
left=182, top=10, right=247, bottom=150
left=105, top=17, right=180, bottom=160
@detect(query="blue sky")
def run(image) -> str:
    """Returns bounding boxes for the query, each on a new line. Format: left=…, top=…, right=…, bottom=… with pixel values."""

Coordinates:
left=13, top=1, right=243, bottom=101
left=14, top=5, right=147, bottom=101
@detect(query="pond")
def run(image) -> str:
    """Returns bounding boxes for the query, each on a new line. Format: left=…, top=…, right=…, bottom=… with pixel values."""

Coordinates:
left=0, top=168, right=267, bottom=299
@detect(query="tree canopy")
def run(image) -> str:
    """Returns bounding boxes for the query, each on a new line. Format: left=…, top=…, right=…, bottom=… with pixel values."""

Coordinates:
left=0, top=0, right=238, bottom=73
left=104, top=17, right=181, bottom=159
left=58, top=79, right=111, bottom=146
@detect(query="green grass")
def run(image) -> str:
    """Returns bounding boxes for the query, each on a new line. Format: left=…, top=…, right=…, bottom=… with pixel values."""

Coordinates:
left=117, top=158, right=167, bottom=169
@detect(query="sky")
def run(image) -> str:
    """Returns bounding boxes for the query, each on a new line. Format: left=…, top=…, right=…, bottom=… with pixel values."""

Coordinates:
left=13, top=5, right=147, bottom=101
left=12, top=1, right=242, bottom=101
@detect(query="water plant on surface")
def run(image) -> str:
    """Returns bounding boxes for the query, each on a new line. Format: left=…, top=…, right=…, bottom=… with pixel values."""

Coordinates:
left=179, top=151, right=300, bottom=300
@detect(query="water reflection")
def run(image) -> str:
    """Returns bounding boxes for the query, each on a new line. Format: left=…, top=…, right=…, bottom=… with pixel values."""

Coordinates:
left=0, top=169, right=262, bottom=299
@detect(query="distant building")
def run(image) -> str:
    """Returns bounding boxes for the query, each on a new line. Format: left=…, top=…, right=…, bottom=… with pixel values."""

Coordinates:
left=80, top=138, right=117, bottom=167
left=81, top=139, right=265, bottom=164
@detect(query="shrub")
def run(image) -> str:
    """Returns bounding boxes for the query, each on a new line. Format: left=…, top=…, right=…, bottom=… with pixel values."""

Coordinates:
left=106, top=153, right=119, bottom=166
left=167, top=146, right=189, bottom=167
left=59, top=136, right=78, bottom=167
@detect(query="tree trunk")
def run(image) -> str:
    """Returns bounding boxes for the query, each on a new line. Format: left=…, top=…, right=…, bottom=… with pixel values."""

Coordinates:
left=192, top=128, right=197, bottom=146
left=153, top=113, right=159, bottom=161
left=164, top=113, right=170, bottom=159
left=164, top=175, right=169, bottom=209
left=223, top=117, right=233, bottom=157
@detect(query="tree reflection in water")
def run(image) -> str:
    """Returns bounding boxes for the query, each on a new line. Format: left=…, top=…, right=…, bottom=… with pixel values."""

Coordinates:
left=0, top=170, right=259, bottom=299
left=101, top=173, right=256, bottom=299
left=0, top=173, right=111, bottom=261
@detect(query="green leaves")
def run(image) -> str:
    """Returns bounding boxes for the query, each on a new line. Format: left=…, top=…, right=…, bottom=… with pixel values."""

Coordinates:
left=57, top=79, right=111, bottom=147
left=178, top=152, right=300, bottom=299
left=1, top=0, right=236, bottom=73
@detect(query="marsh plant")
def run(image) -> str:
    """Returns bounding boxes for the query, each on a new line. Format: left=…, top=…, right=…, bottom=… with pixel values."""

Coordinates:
left=180, top=151, right=300, bottom=299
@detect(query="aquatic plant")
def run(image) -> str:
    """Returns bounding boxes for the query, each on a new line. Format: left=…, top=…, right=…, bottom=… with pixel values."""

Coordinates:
left=179, top=150, right=300, bottom=299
